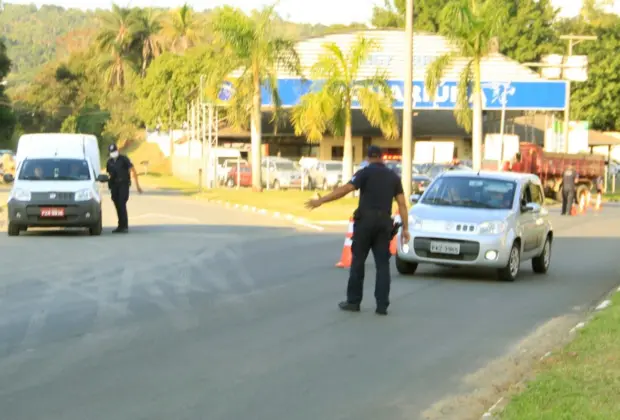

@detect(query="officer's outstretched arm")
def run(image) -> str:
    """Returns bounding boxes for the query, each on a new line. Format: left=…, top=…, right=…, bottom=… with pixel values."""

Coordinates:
left=318, top=183, right=356, bottom=205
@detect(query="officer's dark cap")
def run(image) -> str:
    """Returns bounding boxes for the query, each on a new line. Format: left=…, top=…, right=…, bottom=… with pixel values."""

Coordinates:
left=367, top=145, right=382, bottom=158
left=108, top=144, right=118, bottom=153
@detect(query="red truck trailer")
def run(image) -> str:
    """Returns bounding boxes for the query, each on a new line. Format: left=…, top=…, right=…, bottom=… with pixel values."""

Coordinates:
left=482, top=142, right=605, bottom=202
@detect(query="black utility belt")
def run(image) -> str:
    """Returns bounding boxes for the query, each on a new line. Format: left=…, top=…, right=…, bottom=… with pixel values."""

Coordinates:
left=353, top=208, right=392, bottom=220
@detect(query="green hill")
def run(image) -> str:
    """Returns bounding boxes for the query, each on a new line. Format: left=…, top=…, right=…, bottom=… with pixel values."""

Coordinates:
left=0, top=4, right=98, bottom=84
left=0, top=3, right=365, bottom=86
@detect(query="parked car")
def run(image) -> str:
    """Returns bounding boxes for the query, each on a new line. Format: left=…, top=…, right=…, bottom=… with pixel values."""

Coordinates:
left=396, top=170, right=553, bottom=282
left=308, top=160, right=343, bottom=190
left=425, top=163, right=473, bottom=180
left=261, top=157, right=308, bottom=190
left=225, top=164, right=252, bottom=187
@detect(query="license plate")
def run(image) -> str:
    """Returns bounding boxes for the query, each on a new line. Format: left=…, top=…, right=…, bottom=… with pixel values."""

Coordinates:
left=430, top=241, right=460, bottom=255
left=40, top=207, right=65, bottom=217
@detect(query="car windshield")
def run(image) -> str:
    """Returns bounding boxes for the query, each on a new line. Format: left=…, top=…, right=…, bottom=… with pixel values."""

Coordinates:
left=325, top=163, right=342, bottom=171
left=18, top=158, right=91, bottom=181
left=421, top=176, right=516, bottom=209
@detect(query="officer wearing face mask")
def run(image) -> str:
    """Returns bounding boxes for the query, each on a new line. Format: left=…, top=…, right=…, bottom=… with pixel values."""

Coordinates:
left=106, top=144, right=142, bottom=233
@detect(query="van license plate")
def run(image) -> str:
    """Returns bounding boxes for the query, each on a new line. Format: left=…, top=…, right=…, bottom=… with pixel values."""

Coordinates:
left=430, top=241, right=460, bottom=255
left=40, top=207, right=65, bottom=217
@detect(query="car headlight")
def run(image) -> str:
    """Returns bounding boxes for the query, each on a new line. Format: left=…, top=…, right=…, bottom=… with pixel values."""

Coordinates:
left=478, top=221, right=507, bottom=235
left=11, top=188, right=31, bottom=201
left=74, top=188, right=94, bottom=201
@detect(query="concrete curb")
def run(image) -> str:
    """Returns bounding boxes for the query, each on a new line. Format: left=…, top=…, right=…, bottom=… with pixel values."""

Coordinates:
left=197, top=197, right=328, bottom=231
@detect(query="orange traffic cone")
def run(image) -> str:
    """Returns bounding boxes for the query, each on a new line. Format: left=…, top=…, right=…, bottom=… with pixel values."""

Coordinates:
left=578, top=193, right=587, bottom=214
left=570, top=203, right=577, bottom=216
left=594, top=192, right=602, bottom=211
left=336, top=217, right=354, bottom=268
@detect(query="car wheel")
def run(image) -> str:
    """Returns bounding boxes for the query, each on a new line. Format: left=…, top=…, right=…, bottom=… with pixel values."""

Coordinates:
left=7, top=222, right=20, bottom=237
left=498, top=241, right=520, bottom=281
left=226, top=178, right=235, bottom=188
left=89, top=217, right=103, bottom=236
left=395, top=255, right=418, bottom=275
left=532, top=235, right=552, bottom=274
left=272, top=180, right=280, bottom=190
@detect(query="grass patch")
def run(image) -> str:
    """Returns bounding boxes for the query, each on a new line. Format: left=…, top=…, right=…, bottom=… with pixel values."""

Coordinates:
left=499, top=291, right=620, bottom=419
left=125, top=140, right=172, bottom=176
left=604, top=193, right=620, bottom=202
left=197, top=188, right=360, bottom=221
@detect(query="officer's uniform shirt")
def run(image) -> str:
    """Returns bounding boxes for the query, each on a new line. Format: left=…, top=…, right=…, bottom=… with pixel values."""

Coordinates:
left=106, top=155, right=134, bottom=188
left=562, top=168, right=577, bottom=191
left=349, top=162, right=404, bottom=215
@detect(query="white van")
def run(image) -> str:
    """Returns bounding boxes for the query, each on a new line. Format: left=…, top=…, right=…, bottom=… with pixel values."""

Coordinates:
left=3, top=133, right=109, bottom=236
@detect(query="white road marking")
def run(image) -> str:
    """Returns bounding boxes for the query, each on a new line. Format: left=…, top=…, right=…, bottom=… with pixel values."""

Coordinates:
left=569, top=322, right=586, bottom=333
left=595, top=299, right=611, bottom=310
left=481, top=396, right=504, bottom=418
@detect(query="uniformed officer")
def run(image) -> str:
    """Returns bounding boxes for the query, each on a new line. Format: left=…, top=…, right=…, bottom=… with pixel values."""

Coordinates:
left=561, top=164, right=578, bottom=215
left=106, top=144, right=142, bottom=233
left=305, top=146, right=410, bottom=315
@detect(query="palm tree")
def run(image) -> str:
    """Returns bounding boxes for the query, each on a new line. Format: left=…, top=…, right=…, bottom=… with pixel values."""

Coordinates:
left=424, top=0, right=507, bottom=171
left=95, top=4, right=137, bottom=89
left=211, top=5, right=301, bottom=190
left=130, top=8, right=164, bottom=76
left=164, top=4, right=203, bottom=53
left=290, top=36, right=399, bottom=183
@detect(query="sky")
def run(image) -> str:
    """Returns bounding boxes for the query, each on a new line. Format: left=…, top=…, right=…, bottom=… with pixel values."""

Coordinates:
left=5, top=0, right=620, bottom=25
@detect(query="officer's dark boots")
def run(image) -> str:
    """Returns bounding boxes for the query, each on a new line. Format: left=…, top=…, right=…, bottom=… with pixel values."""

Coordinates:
left=338, top=301, right=361, bottom=312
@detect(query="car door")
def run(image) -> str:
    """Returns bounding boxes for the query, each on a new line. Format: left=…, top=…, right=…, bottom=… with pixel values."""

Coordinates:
left=518, top=183, right=538, bottom=256
left=242, top=166, right=251, bottom=186
left=528, top=180, right=546, bottom=251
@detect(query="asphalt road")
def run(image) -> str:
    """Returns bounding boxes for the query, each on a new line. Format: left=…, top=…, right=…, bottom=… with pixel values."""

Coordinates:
left=1, top=189, right=619, bottom=420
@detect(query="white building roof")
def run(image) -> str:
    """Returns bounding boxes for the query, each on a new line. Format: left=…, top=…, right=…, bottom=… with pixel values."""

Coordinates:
left=231, top=29, right=541, bottom=82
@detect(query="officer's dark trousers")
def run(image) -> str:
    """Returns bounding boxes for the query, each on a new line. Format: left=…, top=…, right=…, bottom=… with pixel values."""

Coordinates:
left=111, top=184, right=130, bottom=228
left=347, top=213, right=393, bottom=308
left=561, top=189, right=575, bottom=215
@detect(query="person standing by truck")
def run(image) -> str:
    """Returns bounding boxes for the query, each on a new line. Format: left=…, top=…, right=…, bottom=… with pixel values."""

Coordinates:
left=106, top=144, right=142, bottom=233
left=561, top=165, right=578, bottom=215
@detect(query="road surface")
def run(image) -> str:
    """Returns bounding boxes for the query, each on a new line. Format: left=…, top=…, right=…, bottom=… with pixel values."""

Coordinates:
left=1, top=189, right=619, bottom=420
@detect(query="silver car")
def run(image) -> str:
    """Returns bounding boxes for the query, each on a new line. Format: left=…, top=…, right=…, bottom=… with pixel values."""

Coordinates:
left=396, top=171, right=553, bottom=281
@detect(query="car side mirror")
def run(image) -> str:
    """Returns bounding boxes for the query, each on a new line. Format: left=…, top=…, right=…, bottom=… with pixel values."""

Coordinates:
left=410, top=194, right=421, bottom=205
left=523, top=202, right=541, bottom=213
left=97, top=174, right=109, bottom=183
left=3, top=173, right=14, bottom=183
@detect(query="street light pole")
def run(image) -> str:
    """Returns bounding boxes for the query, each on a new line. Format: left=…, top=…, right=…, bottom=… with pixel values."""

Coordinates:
left=559, top=35, right=597, bottom=153
left=401, top=0, right=415, bottom=200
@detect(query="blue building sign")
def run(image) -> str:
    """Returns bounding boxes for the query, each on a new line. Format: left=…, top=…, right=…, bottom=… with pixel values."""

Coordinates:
left=219, top=78, right=567, bottom=111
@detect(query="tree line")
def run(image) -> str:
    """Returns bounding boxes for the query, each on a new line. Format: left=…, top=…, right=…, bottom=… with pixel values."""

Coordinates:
left=0, top=1, right=619, bottom=188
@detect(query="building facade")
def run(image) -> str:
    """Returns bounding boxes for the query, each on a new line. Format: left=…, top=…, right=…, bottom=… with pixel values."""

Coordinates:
left=215, top=29, right=567, bottom=164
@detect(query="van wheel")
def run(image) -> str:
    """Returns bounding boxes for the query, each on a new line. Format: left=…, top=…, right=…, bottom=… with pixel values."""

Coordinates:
left=395, top=255, right=418, bottom=275
left=532, top=235, right=552, bottom=274
left=498, top=241, right=520, bottom=282
left=89, top=218, right=102, bottom=236
left=7, top=222, right=20, bottom=236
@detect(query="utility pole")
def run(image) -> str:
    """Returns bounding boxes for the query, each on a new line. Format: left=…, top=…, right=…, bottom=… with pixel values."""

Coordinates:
left=168, top=88, right=173, bottom=158
left=523, top=34, right=596, bottom=153
left=401, top=0, right=415, bottom=200
left=559, top=35, right=596, bottom=153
